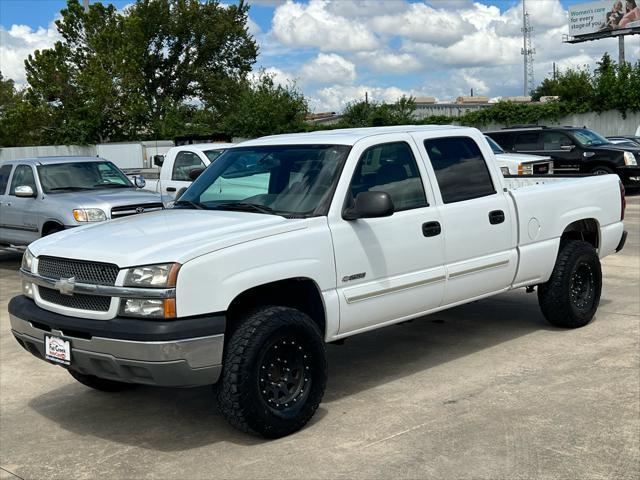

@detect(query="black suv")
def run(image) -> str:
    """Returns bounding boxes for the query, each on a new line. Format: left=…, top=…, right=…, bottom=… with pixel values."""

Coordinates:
left=486, top=126, right=640, bottom=186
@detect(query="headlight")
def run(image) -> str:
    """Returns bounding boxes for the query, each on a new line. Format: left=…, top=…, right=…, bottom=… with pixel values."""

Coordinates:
left=121, top=298, right=175, bottom=319
left=623, top=151, right=638, bottom=166
left=124, top=263, right=180, bottom=288
left=21, top=248, right=34, bottom=272
left=517, top=163, right=534, bottom=175
left=73, top=208, right=107, bottom=222
left=500, top=166, right=511, bottom=176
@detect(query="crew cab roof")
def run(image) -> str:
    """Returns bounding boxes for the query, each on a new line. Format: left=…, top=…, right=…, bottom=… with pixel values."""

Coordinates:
left=238, top=125, right=469, bottom=147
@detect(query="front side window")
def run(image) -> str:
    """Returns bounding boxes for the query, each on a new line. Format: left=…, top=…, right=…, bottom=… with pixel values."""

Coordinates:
left=424, top=137, right=496, bottom=204
left=514, top=133, right=540, bottom=150
left=173, top=151, right=205, bottom=181
left=203, top=149, right=226, bottom=163
left=542, top=132, right=573, bottom=151
left=349, top=142, right=427, bottom=211
left=572, top=129, right=610, bottom=147
left=176, top=145, right=351, bottom=217
left=9, top=165, right=36, bottom=195
left=37, top=162, right=132, bottom=193
left=0, top=164, right=13, bottom=194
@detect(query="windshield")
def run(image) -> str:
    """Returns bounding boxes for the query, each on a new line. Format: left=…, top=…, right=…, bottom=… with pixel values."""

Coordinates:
left=175, top=144, right=351, bottom=217
left=485, top=136, right=505, bottom=154
left=572, top=129, right=611, bottom=147
left=203, top=149, right=226, bottom=163
left=38, top=161, right=132, bottom=193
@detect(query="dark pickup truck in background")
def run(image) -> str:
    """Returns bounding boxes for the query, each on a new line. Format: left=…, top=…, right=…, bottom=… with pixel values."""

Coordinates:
left=486, top=126, right=640, bottom=187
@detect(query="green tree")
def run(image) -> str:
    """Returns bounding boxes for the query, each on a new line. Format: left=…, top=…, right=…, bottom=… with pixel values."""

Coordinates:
left=222, top=73, right=308, bottom=138
left=23, top=0, right=257, bottom=144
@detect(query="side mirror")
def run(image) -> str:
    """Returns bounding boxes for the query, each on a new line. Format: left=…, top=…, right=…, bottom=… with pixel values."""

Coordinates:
left=134, top=175, right=146, bottom=189
left=560, top=145, right=575, bottom=151
left=188, top=167, right=204, bottom=181
left=175, top=187, right=188, bottom=200
left=15, top=185, right=36, bottom=198
left=153, top=155, right=165, bottom=167
left=343, top=191, right=394, bottom=221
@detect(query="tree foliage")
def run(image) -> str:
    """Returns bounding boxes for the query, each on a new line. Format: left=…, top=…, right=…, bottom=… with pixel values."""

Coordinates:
left=338, top=95, right=417, bottom=128
left=222, top=73, right=308, bottom=138
left=3, top=0, right=257, bottom=146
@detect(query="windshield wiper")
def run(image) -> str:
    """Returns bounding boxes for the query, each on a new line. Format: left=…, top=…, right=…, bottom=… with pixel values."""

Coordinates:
left=93, top=183, right=130, bottom=188
left=174, top=199, right=207, bottom=210
left=213, top=202, right=279, bottom=215
left=48, top=186, right=92, bottom=191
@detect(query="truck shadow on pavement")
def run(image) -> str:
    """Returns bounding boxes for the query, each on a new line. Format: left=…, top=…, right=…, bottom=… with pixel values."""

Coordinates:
left=27, top=290, right=562, bottom=451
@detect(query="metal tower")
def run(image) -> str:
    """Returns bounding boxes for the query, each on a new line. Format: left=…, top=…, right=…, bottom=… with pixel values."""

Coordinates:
left=521, top=0, right=535, bottom=96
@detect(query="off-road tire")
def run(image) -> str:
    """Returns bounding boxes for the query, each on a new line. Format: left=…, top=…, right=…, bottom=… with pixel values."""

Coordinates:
left=538, top=240, right=602, bottom=328
left=217, top=306, right=327, bottom=438
left=69, top=370, right=135, bottom=392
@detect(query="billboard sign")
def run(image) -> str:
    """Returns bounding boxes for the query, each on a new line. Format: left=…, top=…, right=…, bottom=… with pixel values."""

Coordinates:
left=569, top=0, right=640, bottom=37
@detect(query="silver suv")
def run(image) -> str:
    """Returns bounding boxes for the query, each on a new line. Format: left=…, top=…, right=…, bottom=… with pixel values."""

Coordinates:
left=0, top=157, right=163, bottom=248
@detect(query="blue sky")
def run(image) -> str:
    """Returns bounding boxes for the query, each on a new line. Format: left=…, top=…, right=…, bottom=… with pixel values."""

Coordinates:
left=1, top=0, right=639, bottom=111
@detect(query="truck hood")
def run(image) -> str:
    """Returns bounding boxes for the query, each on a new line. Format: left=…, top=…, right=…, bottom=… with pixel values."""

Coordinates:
left=46, top=188, right=162, bottom=210
left=29, top=209, right=308, bottom=267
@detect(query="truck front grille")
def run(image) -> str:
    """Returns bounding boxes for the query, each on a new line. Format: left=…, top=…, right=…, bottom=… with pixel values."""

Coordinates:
left=111, top=202, right=163, bottom=219
left=38, top=256, right=119, bottom=286
left=39, top=287, right=111, bottom=312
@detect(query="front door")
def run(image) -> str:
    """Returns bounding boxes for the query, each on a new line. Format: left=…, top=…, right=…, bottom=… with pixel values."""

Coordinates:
left=0, top=164, right=14, bottom=243
left=3, top=164, right=40, bottom=245
left=165, top=151, right=206, bottom=200
left=328, top=136, right=446, bottom=335
left=537, top=131, right=582, bottom=172
left=416, top=134, right=517, bottom=305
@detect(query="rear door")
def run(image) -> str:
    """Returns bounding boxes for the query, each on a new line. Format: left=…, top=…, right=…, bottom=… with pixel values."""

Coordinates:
left=415, top=133, right=518, bottom=305
left=2, top=164, right=40, bottom=245
left=0, top=164, right=14, bottom=243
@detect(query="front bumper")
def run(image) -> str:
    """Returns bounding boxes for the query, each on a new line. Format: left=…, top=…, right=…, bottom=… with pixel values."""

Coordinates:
left=9, top=296, right=225, bottom=387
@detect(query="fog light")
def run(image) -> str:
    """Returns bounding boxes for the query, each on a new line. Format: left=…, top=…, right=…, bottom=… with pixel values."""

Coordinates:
left=121, top=298, right=176, bottom=319
left=22, top=280, right=34, bottom=298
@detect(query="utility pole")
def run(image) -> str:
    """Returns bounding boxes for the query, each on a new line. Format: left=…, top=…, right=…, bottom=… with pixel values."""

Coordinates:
left=619, top=36, right=625, bottom=65
left=521, top=0, right=535, bottom=96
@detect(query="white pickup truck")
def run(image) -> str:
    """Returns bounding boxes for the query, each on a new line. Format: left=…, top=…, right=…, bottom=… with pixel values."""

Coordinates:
left=138, top=143, right=234, bottom=203
left=10, top=125, right=627, bottom=438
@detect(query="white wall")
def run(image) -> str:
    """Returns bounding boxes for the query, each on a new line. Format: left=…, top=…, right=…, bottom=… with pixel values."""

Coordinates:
left=0, top=145, right=96, bottom=162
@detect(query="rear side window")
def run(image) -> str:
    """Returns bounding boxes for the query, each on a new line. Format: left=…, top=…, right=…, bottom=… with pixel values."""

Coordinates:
left=424, top=137, right=495, bottom=204
left=173, top=151, right=205, bottom=181
left=350, top=142, right=427, bottom=211
left=514, top=133, right=540, bottom=150
left=0, top=164, right=12, bottom=194
left=9, top=165, right=36, bottom=195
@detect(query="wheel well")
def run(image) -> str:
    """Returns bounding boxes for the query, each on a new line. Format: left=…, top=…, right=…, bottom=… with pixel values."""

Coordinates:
left=226, top=278, right=326, bottom=337
left=561, top=219, right=599, bottom=249
left=42, top=221, right=63, bottom=236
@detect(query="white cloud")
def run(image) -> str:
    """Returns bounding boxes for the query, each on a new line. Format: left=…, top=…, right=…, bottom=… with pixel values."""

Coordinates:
left=300, top=53, right=356, bottom=84
left=249, top=66, right=295, bottom=86
left=0, top=24, right=60, bottom=84
left=356, top=51, right=423, bottom=74
left=370, top=2, right=473, bottom=46
left=271, top=0, right=379, bottom=51
left=309, top=84, right=410, bottom=112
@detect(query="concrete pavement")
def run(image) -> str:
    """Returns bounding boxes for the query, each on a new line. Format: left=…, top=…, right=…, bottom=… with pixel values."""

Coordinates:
left=1, top=197, right=638, bottom=480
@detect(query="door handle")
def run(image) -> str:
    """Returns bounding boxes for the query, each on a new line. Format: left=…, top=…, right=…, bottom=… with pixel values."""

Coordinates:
left=489, top=210, right=505, bottom=225
left=422, top=221, right=441, bottom=237
left=166, top=187, right=176, bottom=192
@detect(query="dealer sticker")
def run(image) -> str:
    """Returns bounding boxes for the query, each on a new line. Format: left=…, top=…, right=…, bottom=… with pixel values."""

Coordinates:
left=45, top=335, right=71, bottom=365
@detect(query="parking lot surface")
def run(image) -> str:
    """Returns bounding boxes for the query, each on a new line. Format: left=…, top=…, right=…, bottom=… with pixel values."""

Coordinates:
left=1, top=197, right=638, bottom=480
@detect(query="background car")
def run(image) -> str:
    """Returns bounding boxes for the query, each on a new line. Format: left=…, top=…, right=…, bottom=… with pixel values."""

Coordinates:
left=0, top=157, right=163, bottom=248
left=485, top=135, right=553, bottom=175
left=486, top=126, right=640, bottom=186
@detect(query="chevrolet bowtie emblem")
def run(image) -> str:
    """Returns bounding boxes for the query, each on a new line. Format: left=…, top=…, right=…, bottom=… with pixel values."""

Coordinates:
left=55, top=277, right=76, bottom=296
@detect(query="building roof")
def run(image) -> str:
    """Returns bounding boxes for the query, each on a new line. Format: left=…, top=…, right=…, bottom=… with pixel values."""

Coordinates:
left=239, top=125, right=467, bottom=147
